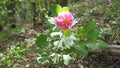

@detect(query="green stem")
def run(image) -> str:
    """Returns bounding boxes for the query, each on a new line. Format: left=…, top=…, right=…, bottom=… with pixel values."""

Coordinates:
left=56, top=34, right=64, bottom=49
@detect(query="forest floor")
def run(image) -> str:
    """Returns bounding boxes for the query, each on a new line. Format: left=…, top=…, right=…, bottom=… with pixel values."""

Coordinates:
left=0, top=0, right=120, bottom=68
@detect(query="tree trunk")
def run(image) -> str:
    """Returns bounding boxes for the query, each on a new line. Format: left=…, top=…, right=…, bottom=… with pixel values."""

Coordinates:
left=6, top=0, right=16, bottom=28
left=7, top=0, right=16, bottom=24
left=31, top=2, right=37, bottom=28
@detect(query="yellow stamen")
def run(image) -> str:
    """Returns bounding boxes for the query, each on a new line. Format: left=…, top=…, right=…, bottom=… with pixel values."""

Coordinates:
left=62, top=19, right=69, bottom=25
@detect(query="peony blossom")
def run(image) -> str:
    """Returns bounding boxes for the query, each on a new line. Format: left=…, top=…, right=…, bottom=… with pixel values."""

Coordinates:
left=55, top=12, right=74, bottom=30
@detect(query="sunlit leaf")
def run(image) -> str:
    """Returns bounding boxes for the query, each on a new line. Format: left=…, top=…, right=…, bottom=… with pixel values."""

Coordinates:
left=50, top=4, right=62, bottom=16
left=63, top=54, right=73, bottom=65
left=63, top=29, right=72, bottom=37
left=63, top=37, right=74, bottom=49
left=62, top=7, right=69, bottom=12
left=76, top=26, right=85, bottom=37
left=50, top=53, right=62, bottom=64
left=50, top=31, right=62, bottom=37
left=63, top=34, right=76, bottom=49
left=54, top=39, right=63, bottom=49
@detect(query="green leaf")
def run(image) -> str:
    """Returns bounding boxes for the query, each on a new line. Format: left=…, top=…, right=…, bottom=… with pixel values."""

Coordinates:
left=97, top=40, right=108, bottom=48
left=63, top=29, right=72, bottom=37
left=86, top=29, right=99, bottom=41
left=38, top=56, right=49, bottom=64
left=12, top=28, right=21, bottom=33
left=86, top=40, right=108, bottom=50
left=75, top=46, right=88, bottom=56
left=64, top=47, right=75, bottom=53
left=50, top=4, right=62, bottom=16
left=75, top=43, right=88, bottom=56
left=110, top=8, right=116, bottom=14
left=50, top=53, right=62, bottom=64
left=45, top=18, right=54, bottom=28
left=35, top=34, right=48, bottom=47
left=86, top=42, right=99, bottom=50
left=117, top=21, right=120, bottom=28
left=0, top=32, right=11, bottom=42
left=62, top=7, right=69, bottom=12
left=76, top=26, right=85, bottom=37
left=63, top=55, right=73, bottom=65
left=36, top=48, right=45, bottom=54
left=84, top=21, right=96, bottom=33
left=55, top=4, right=62, bottom=13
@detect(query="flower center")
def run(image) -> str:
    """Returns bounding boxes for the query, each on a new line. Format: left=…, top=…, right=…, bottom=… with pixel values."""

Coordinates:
left=62, top=19, right=69, bottom=25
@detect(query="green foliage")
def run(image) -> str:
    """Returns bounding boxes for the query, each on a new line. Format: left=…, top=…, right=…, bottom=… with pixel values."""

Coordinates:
left=0, top=32, right=11, bottom=42
left=63, top=54, right=74, bottom=65
left=82, top=21, right=99, bottom=41
left=0, top=0, right=57, bottom=42
left=50, top=4, right=62, bottom=16
left=35, top=4, right=109, bottom=66
left=1, top=45, right=28, bottom=67
left=62, top=7, right=69, bottom=12
left=38, top=56, right=50, bottom=64
left=63, top=29, right=72, bottom=37
left=75, top=44, right=88, bottom=56
left=86, top=40, right=108, bottom=50
left=1, top=0, right=116, bottom=67
left=50, top=4, right=70, bottom=17
left=86, top=29, right=99, bottom=41
left=36, top=34, right=48, bottom=47
left=76, top=26, right=85, bottom=37
left=36, top=48, right=45, bottom=54
left=84, top=21, right=96, bottom=33
left=74, top=21, right=108, bottom=57
left=0, top=0, right=119, bottom=67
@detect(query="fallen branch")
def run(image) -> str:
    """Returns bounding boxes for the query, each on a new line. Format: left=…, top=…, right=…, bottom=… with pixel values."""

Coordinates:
left=90, top=45, right=120, bottom=56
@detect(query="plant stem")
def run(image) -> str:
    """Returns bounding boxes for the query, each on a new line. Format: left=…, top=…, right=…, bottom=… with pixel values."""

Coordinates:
left=56, top=34, right=64, bottom=49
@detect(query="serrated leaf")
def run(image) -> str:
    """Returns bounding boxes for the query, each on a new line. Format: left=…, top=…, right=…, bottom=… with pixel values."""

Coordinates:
left=86, top=29, right=99, bottom=41
left=35, top=34, right=48, bottom=47
left=84, top=21, right=96, bottom=33
left=86, top=40, right=108, bottom=50
left=75, top=44, right=88, bottom=56
left=63, top=29, right=72, bottom=37
left=62, top=7, right=69, bottom=12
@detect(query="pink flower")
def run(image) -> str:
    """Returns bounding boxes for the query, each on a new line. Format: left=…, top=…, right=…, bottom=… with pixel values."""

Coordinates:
left=55, top=12, right=74, bottom=30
